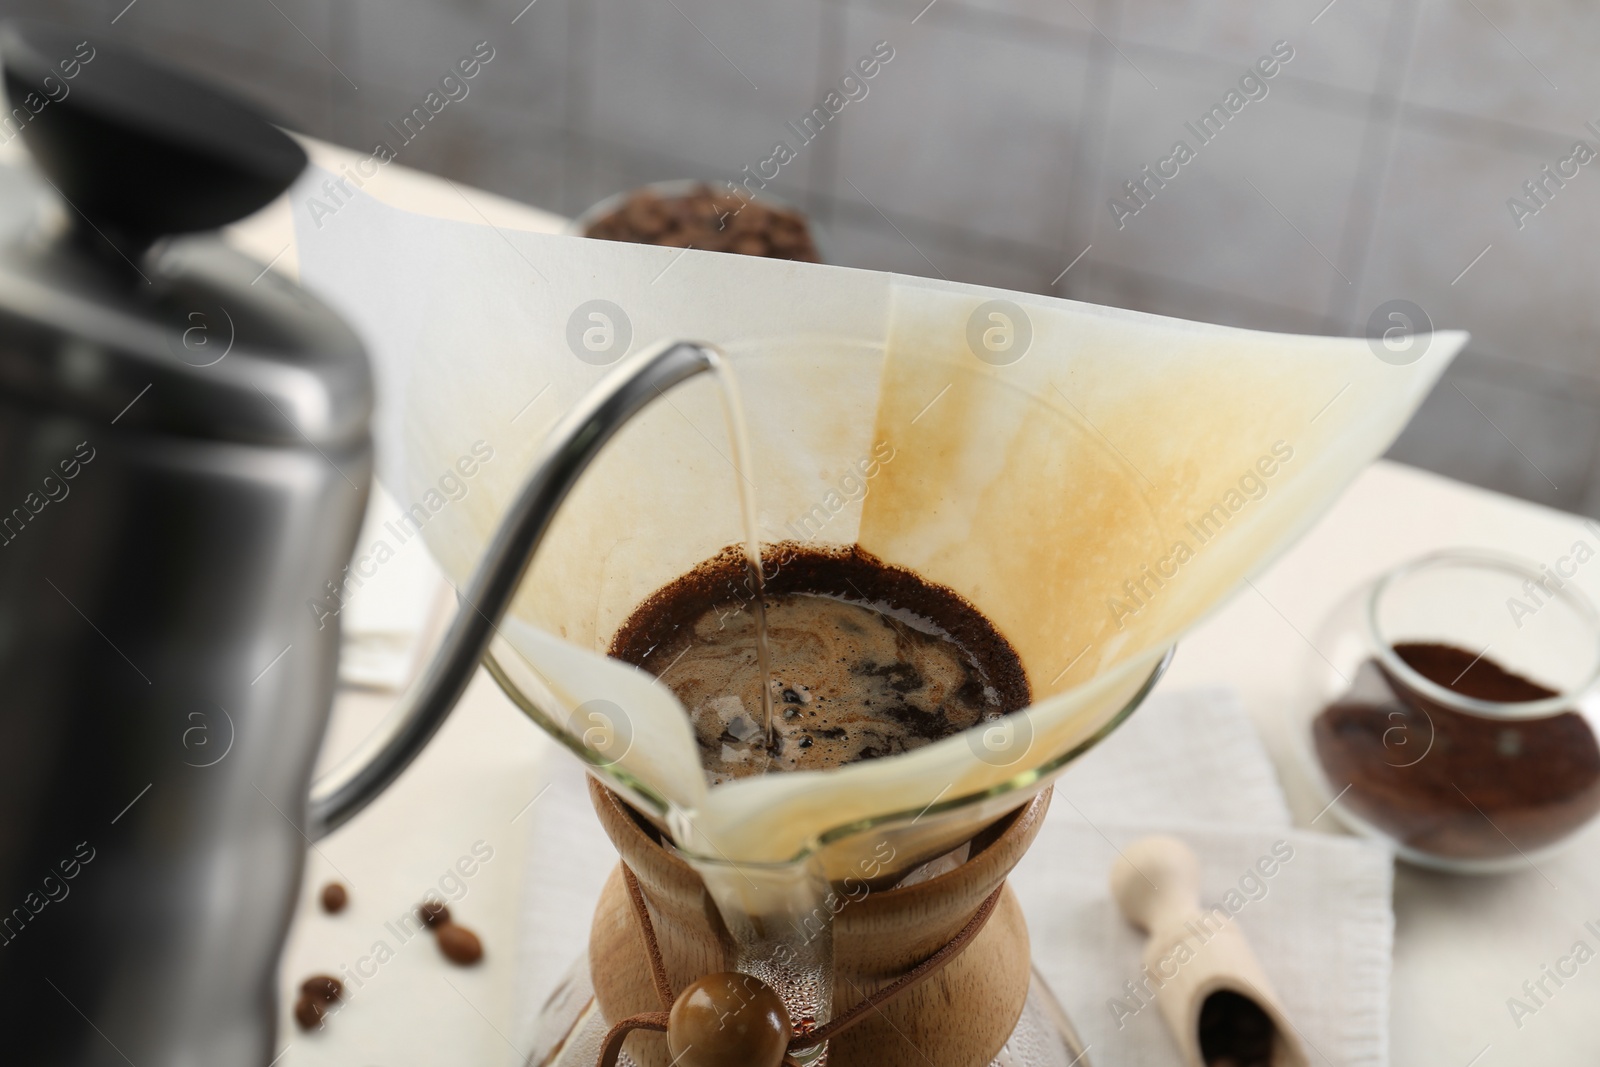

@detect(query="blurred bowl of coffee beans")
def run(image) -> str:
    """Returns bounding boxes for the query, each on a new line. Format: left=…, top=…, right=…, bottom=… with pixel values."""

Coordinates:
left=569, top=180, right=825, bottom=263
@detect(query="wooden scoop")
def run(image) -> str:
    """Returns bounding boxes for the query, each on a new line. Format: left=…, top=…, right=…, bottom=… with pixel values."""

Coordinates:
left=1109, top=836, right=1309, bottom=1067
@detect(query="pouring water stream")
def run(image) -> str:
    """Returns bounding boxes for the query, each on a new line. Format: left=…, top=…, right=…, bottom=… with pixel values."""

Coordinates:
left=704, top=350, right=777, bottom=767
left=690, top=353, right=834, bottom=1059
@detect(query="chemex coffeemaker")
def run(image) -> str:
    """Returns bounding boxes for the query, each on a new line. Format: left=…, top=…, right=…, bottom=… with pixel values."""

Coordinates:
left=0, top=17, right=1463, bottom=1067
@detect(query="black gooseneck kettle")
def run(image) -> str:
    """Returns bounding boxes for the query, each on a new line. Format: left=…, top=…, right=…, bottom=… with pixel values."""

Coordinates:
left=0, top=21, right=718, bottom=1065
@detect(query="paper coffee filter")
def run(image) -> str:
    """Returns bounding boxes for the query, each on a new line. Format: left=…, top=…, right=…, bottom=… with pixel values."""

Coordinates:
left=292, top=183, right=1465, bottom=874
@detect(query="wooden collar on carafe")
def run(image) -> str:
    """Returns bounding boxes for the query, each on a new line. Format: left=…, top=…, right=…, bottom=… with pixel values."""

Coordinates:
left=596, top=864, right=1005, bottom=1067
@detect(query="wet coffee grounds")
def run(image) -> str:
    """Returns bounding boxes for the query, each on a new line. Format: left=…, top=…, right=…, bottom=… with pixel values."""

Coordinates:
left=609, top=543, right=1030, bottom=784
left=1313, top=641, right=1600, bottom=859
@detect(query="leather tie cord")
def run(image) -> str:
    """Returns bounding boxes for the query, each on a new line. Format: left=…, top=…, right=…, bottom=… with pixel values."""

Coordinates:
left=597, top=864, right=1006, bottom=1067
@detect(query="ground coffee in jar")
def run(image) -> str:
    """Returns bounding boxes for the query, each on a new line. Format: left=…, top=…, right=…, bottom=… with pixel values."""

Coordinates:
left=1313, top=642, right=1600, bottom=860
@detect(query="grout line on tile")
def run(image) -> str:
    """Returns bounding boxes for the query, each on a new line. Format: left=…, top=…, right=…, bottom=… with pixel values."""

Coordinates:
left=562, top=0, right=597, bottom=215
left=1058, top=0, right=1119, bottom=297
left=1323, top=0, right=1425, bottom=331
left=1393, top=100, right=1581, bottom=157
left=817, top=191, right=1065, bottom=271
left=853, top=0, right=1096, bottom=47
left=803, top=0, right=847, bottom=226
left=1077, top=261, right=1338, bottom=335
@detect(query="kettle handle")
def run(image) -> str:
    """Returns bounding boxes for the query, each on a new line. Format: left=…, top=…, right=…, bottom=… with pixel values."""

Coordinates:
left=306, top=340, right=720, bottom=839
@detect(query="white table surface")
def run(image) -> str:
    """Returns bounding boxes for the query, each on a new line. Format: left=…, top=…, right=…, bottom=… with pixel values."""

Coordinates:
left=232, top=139, right=1600, bottom=1067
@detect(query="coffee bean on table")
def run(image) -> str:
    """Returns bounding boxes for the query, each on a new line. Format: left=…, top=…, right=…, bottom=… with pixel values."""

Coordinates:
left=300, top=974, right=344, bottom=1003
left=435, top=921, right=484, bottom=965
left=319, top=881, right=348, bottom=914
left=293, top=995, right=327, bottom=1031
left=418, top=899, right=450, bottom=927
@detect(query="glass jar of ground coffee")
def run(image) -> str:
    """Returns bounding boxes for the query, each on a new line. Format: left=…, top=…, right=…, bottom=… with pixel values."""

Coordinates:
left=1295, top=550, right=1600, bottom=873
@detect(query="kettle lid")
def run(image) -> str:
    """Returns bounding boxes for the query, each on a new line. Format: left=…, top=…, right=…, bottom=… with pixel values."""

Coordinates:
left=0, top=21, right=370, bottom=448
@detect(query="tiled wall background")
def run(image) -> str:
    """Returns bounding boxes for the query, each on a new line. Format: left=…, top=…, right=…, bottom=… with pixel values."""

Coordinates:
left=20, top=0, right=1600, bottom=517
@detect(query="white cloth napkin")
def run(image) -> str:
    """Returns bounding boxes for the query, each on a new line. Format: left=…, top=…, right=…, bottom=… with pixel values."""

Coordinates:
left=1014, top=821, right=1392, bottom=1067
left=511, top=688, right=1394, bottom=1065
